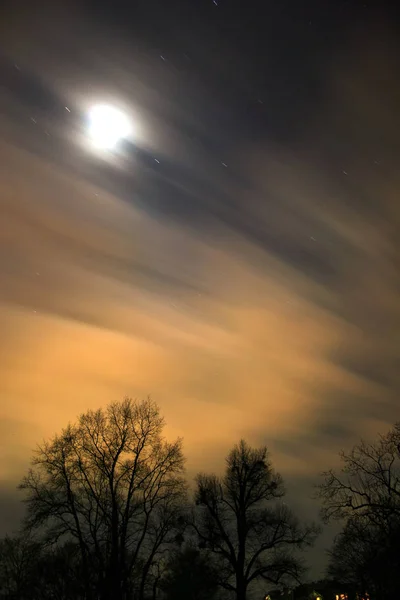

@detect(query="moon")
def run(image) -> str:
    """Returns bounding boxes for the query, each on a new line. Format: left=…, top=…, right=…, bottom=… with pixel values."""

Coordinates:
left=87, top=104, right=131, bottom=150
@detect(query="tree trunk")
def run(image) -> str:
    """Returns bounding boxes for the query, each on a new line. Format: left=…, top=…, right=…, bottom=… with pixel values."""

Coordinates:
left=236, top=511, right=246, bottom=600
left=101, top=562, right=123, bottom=600
left=236, top=573, right=247, bottom=600
left=236, top=584, right=247, bottom=600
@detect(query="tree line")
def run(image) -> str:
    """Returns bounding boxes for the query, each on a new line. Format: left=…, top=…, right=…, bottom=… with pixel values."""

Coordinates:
left=0, top=397, right=399, bottom=600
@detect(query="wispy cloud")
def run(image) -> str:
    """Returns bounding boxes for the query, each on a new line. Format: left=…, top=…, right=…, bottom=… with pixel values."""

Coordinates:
left=0, top=2, right=399, bottom=576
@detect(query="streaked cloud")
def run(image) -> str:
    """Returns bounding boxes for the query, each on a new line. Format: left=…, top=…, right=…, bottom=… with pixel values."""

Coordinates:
left=0, top=1, right=399, bottom=577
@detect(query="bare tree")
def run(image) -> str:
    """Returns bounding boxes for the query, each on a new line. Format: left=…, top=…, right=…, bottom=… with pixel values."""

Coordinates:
left=318, top=424, right=400, bottom=600
left=327, top=515, right=400, bottom=600
left=0, top=534, right=42, bottom=600
left=327, top=516, right=377, bottom=588
left=19, top=398, right=187, bottom=600
left=132, top=491, right=188, bottom=600
left=318, top=423, right=400, bottom=530
left=38, top=541, right=86, bottom=600
left=193, top=440, right=318, bottom=600
left=160, top=544, right=219, bottom=600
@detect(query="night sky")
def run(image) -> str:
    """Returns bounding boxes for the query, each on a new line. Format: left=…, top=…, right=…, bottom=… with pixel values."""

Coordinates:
left=1, top=0, right=399, bottom=578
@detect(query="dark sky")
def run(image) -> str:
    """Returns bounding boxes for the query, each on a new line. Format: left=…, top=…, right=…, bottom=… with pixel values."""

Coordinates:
left=0, top=0, right=400, bottom=582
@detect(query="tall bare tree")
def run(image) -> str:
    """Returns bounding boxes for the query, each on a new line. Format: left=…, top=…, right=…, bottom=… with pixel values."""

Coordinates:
left=19, top=398, right=187, bottom=600
left=193, top=440, right=318, bottom=600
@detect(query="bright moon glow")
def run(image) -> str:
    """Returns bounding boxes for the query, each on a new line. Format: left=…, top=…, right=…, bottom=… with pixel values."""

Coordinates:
left=88, top=104, right=131, bottom=149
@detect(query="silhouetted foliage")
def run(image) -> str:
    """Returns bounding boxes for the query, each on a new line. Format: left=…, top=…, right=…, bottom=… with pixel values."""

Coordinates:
left=319, top=423, right=400, bottom=600
left=0, top=534, right=42, bottom=600
left=19, top=398, right=187, bottom=600
left=37, top=540, right=87, bottom=600
left=327, top=515, right=400, bottom=600
left=0, top=535, right=94, bottom=600
left=192, top=440, right=318, bottom=600
left=160, top=544, right=219, bottom=600
left=0, top=401, right=327, bottom=600
left=318, top=423, right=400, bottom=526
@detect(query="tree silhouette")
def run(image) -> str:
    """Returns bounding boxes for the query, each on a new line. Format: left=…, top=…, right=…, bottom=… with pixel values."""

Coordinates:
left=318, top=423, right=400, bottom=528
left=160, top=545, right=219, bottom=600
left=0, top=534, right=42, bottom=600
left=19, top=397, right=187, bottom=600
left=327, top=514, right=400, bottom=600
left=192, top=440, right=318, bottom=600
left=319, top=423, right=400, bottom=600
left=36, top=540, right=86, bottom=600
